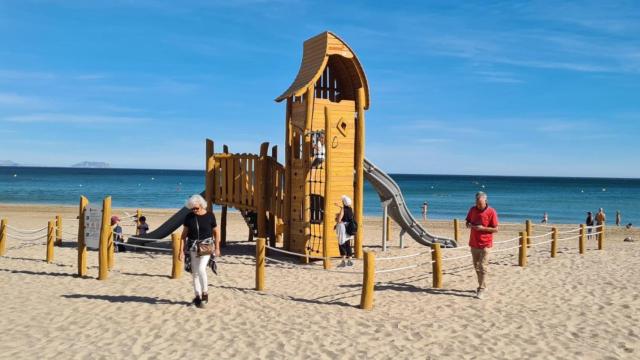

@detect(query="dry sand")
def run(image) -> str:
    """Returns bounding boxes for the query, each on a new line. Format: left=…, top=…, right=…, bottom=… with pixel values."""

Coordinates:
left=1, top=203, right=639, bottom=359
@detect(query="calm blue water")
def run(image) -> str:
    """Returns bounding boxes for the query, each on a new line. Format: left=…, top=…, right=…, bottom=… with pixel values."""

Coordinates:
left=1, top=166, right=639, bottom=224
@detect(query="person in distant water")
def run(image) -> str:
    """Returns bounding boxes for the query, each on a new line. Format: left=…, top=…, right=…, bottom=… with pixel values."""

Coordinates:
left=596, top=208, right=606, bottom=227
left=541, top=212, right=548, bottom=224
left=111, top=216, right=126, bottom=252
left=137, top=216, right=149, bottom=236
left=586, top=211, right=594, bottom=240
left=421, top=201, right=428, bottom=221
left=616, top=211, right=621, bottom=226
left=465, top=191, right=499, bottom=300
left=180, top=194, right=220, bottom=309
left=311, top=133, right=325, bottom=168
left=335, top=195, right=355, bottom=267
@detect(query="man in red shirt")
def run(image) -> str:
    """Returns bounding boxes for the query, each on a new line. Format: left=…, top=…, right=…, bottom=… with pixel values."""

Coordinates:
left=465, top=191, right=499, bottom=299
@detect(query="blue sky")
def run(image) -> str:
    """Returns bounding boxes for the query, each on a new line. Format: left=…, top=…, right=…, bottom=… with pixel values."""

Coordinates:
left=1, top=0, right=639, bottom=177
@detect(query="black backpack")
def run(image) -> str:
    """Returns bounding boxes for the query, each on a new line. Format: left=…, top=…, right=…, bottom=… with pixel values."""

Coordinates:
left=346, top=220, right=358, bottom=236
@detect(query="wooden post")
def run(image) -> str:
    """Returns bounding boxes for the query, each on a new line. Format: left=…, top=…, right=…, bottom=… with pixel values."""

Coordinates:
left=77, top=196, right=88, bottom=277
left=257, top=143, right=269, bottom=240
left=453, top=219, right=460, bottom=242
left=171, top=233, right=182, bottom=279
left=283, top=98, right=293, bottom=250
left=354, top=87, right=366, bottom=259
left=98, top=196, right=112, bottom=280
left=360, top=251, right=375, bottom=310
left=108, top=220, right=115, bottom=271
left=431, top=243, right=443, bottom=288
left=269, top=146, right=279, bottom=248
left=135, top=209, right=142, bottom=235
left=322, top=106, right=333, bottom=269
left=221, top=145, right=229, bottom=247
left=255, top=237, right=265, bottom=291
left=46, top=220, right=54, bottom=263
left=551, top=227, right=558, bottom=258
left=579, top=224, right=586, bottom=255
left=598, top=224, right=605, bottom=250
left=55, top=215, right=62, bottom=246
left=518, top=231, right=527, bottom=267
left=0, top=218, right=7, bottom=256
left=205, top=139, right=215, bottom=212
left=526, top=220, right=532, bottom=247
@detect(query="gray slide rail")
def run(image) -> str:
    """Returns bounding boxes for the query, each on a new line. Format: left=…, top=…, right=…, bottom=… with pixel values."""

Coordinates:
left=364, top=158, right=458, bottom=248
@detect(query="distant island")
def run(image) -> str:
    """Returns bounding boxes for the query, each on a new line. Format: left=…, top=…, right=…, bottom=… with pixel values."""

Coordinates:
left=0, top=160, right=20, bottom=166
left=71, top=161, right=111, bottom=168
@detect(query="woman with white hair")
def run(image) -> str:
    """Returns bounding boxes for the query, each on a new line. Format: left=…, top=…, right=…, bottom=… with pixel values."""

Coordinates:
left=180, top=194, right=220, bottom=308
left=335, top=195, right=355, bottom=267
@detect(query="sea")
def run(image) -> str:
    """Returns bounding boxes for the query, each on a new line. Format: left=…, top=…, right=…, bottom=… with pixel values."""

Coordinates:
left=1, top=166, right=638, bottom=225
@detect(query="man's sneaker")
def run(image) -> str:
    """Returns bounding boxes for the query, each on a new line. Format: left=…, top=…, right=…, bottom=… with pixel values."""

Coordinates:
left=347, top=259, right=354, bottom=267
left=338, top=260, right=346, bottom=268
left=476, top=288, right=485, bottom=300
left=202, top=293, right=209, bottom=304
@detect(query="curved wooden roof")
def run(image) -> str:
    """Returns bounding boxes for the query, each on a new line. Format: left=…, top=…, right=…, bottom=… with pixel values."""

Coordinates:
left=275, top=31, right=370, bottom=109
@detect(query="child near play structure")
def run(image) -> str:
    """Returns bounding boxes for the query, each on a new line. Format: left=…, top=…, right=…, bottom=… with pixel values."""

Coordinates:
left=179, top=194, right=220, bottom=309
left=335, top=195, right=355, bottom=267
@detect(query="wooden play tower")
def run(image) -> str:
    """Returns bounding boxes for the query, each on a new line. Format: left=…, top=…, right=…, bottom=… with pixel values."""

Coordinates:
left=203, top=31, right=368, bottom=261
left=276, top=31, right=369, bottom=259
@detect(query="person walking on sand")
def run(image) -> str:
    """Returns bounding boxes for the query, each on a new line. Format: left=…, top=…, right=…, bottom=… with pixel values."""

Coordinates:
left=586, top=211, right=594, bottom=240
left=541, top=212, right=548, bottom=224
left=335, top=195, right=355, bottom=267
left=422, top=201, right=428, bottom=221
left=616, top=211, right=621, bottom=226
left=465, top=191, right=499, bottom=300
left=179, top=194, right=220, bottom=309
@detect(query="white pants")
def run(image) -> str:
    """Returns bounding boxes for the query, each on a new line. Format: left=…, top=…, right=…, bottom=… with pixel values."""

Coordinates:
left=190, top=251, right=210, bottom=297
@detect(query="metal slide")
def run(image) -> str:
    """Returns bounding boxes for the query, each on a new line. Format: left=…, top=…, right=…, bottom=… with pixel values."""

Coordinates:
left=364, top=158, right=458, bottom=248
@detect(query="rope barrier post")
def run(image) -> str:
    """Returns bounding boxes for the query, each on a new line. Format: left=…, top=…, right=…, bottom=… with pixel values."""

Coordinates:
left=453, top=219, right=460, bottom=242
left=598, top=224, right=605, bottom=250
left=135, top=209, right=142, bottom=235
left=526, top=220, right=532, bottom=247
left=171, top=233, right=182, bottom=279
left=55, top=215, right=62, bottom=246
left=551, top=227, right=558, bottom=258
left=431, top=243, right=443, bottom=289
left=399, top=229, right=405, bottom=249
left=77, top=196, right=89, bottom=277
left=46, top=220, right=55, bottom=263
left=518, top=231, right=527, bottom=267
left=256, top=237, right=266, bottom=291
left=579, top=224, right=586, bottom=255
left=360, top=250, right=375, bottom=310
left=98, top=196, right=112, bottom=280
left=108, top=223, right=115, bottom=271
left=0, top=218, right=6, bottom=256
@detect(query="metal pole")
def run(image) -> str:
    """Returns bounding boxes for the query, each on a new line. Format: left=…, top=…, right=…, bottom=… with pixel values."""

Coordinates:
left=399, top=229, right=406, bottom=249
left=382, top=200, right=389, bottom=252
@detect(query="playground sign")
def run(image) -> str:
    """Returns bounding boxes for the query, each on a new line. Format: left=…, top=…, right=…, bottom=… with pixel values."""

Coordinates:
left=84, top=205, right=102, bottom=249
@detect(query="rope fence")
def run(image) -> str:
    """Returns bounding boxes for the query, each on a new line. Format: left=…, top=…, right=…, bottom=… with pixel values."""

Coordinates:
left=6, top=225, right=47, bottom=233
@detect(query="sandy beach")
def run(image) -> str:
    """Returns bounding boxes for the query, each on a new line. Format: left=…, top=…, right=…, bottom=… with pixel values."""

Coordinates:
left=1, top=203, right=639, bottom=359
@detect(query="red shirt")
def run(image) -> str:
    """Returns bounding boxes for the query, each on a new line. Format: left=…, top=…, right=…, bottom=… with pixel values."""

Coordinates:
left=466, top=205, right=499, bottom=248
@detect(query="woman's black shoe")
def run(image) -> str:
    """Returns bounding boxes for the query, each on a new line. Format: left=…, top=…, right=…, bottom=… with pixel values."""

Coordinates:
left=192, top=296, right=203, bottom=308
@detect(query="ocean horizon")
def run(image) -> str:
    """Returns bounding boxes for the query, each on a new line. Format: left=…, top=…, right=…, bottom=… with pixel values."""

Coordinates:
left=1, top=166, right=639, bottom=225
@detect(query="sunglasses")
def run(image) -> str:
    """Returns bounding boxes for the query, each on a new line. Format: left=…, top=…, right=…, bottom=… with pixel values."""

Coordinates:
left=191, top=207, right=201, bottom=211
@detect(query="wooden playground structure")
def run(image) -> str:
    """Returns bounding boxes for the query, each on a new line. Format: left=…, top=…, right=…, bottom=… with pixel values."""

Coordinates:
left=204, top=32, right=368, bottom=264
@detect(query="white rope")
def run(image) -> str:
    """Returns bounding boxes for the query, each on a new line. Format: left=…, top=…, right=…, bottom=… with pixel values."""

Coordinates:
left=493, top=236, right=520, bottom=245
left=557, top=228, right=581, bottom=235
left=442, top=245, right=470, bottom=251
left=376, top=264, right=419, bottom=274
left=6, top=232, right=48, bottom=241
left=530, top=238, right=554, bottom=247
left=62, top=218, right=79, bottom=221
left=6, top=225, right=48, bottom=233
left=113, top=241, right=172, bottom=252
left=265, top=245, right=327, bottom=260
left=125, top=235, right=172, bottom=242
left=376, top=250, right=432, bottom=261
left=590, top=231, right=603, bottom=236
left=264, top=256, right=363, bottom=274
left=527, top=231, right=553, bottom=239
left=491, top=244, right=522, bottom=253
left=557, top=234, right=581, bottom=242
left=442, top=253, right=472, bottom=262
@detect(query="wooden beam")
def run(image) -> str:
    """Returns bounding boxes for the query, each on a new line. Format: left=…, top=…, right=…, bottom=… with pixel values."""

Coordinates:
left=77, top=196, right=88, bottom=277
left=354, top=87, right=366, bottom=259
left=322, top=106, right=333, bottom=269
left=205, top=139, right=215, bottom=211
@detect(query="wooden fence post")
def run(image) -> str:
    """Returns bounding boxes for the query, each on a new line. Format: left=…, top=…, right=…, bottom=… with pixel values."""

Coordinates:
left=598, top=224, right=605, bottom=250
left=46, top=220, right=55, bottom=263
left=98, top=196, right=112, bottom=280
left=171, top=233, right=182, bottom=279
left=322, top=107, right=333, bottom=270
left=0, top=218, right=7, bottom=256
left=55, top=215, right=62, bottom=246
left=354, top=87, right=366, bottom=260
left=453, top=219, right=460, bottom=242
left=579, top=224, right=586, bottom=255
left=551, top=227, right=558, bottom=258
left=108, top=222, right=115, bottom=271
left=255, top=237, right=265, bottom=291
left=518, top=231, right=527, bottom=267
left=360, top=251, right=375, bottom=310
left=78, top=196, right=88, bottom=277
left=221, top=145, right=229, bottom=247
left=431, top=243, right=443, bottom=288
left=135, top=209, right=142, bottom=235
left=526, top=220, right=532, bottom=247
